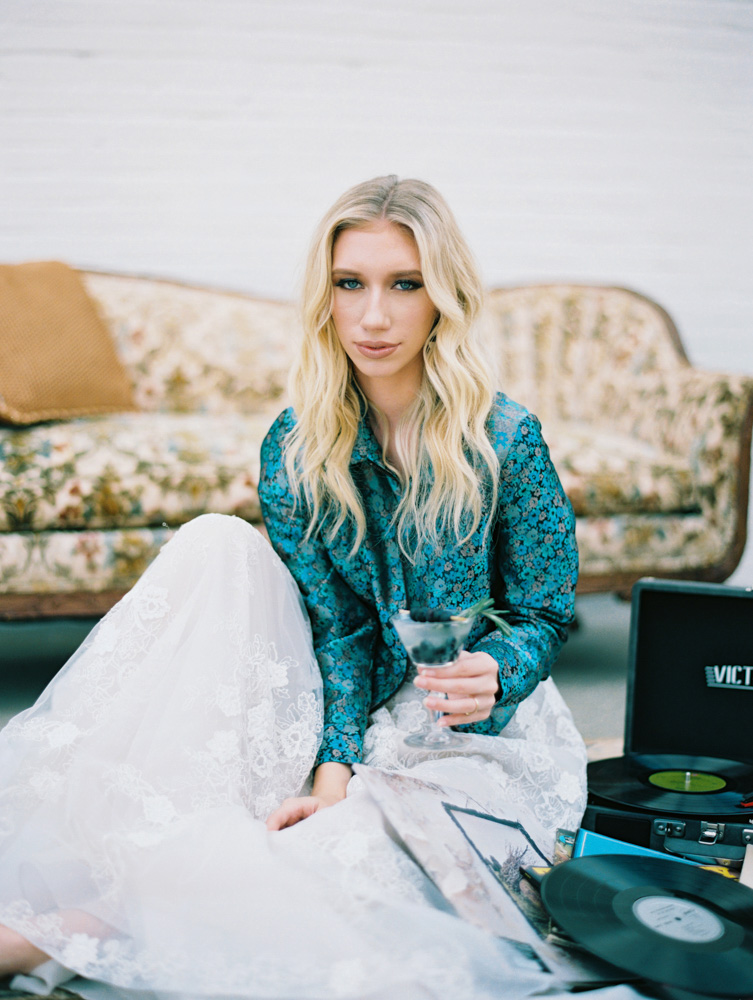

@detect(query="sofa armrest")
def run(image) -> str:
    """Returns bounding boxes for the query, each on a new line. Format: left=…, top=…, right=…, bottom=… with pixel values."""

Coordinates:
left=601, top=366, right=753, bottom=556
left=605, top=367, right=752, bottom=468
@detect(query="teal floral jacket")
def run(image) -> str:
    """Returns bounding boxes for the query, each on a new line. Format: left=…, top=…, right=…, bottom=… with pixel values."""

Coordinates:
left=258, top=392, right=578, bottom=767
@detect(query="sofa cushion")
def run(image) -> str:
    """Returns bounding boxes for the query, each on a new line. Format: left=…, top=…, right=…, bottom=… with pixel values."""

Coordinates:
left=0, top=411, right=281, bottom=533
left=0, top=526, right=174, bottom=595
left=0, top=262, right=136, bottom=425
left=2, top=411, right=700, bottom=535
left=0, top=511, right=722, bottom=599
left=547, top=423, right=699, bottom=517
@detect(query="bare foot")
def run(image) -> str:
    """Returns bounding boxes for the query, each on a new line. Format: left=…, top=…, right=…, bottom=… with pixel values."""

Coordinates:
left=0, top=923, right=50, bottom=976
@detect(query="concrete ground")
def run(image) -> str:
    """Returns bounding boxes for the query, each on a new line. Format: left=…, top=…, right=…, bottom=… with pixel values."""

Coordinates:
left=0, top=593, right=631, bottom=749
left=552, top=592, right=631, bottom=753
left=0, top=617, right=98, bottom=729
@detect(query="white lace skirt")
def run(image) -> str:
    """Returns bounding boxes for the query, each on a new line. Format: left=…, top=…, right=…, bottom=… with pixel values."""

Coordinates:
left=0, top=514, right=596, bottom=1000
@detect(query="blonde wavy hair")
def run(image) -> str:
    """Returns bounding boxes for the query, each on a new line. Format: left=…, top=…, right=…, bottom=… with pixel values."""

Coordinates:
left=285, top=174, right=499, bottom=557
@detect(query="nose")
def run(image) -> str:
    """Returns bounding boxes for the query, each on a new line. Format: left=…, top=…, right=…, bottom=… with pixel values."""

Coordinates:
left=361, top=289, right=390, bottom=332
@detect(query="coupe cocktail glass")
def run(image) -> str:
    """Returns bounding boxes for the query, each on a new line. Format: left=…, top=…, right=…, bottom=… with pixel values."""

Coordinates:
left=391, top=611, right=474, bottom=749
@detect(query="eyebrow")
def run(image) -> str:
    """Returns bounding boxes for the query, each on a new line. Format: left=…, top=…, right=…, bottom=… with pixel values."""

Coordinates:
left=332, top=268, right=423, bottom=279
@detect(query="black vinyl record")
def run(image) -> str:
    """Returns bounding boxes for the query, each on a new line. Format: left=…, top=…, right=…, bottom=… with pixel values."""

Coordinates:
left=588, top=753, right=753, bottom=817
left=540, top=855, right=753, bottom=997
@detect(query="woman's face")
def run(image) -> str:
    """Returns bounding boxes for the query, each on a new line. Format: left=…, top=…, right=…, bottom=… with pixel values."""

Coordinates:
left=330, top=220, right=438, bottom=401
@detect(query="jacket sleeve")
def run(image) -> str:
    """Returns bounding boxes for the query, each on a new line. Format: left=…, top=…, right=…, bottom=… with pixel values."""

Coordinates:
left=465, top=412, right=578, bottom=735
left=258, top=415, right=377, bottom=766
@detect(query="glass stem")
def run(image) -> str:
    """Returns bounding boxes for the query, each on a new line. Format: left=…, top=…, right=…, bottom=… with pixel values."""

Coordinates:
left=427, top=690, right=443, bottom=727
left=425, top=689, right=451, bottom=743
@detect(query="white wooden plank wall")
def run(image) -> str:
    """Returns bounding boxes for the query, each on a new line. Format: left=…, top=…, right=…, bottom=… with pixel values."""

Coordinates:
left=1, top=0, right=752, bottom=580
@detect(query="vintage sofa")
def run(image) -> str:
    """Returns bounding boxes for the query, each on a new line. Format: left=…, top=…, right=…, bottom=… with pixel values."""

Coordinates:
left=1, top=273, right=752, bottom=619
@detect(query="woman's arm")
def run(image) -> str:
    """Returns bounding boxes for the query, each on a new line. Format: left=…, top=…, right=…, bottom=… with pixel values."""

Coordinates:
left=258, top=414, right=375, bottom=829
left=258, top=411, right=378, bottom=765
left=479, top=411, right=578, bottom=697
left=420, top=410, right=578, bottom=733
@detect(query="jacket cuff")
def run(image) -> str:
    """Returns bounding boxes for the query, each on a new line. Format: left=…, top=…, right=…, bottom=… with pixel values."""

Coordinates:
left=314, top=726, right=364, bottom=767
left=459, top=699, right=518, bottom=736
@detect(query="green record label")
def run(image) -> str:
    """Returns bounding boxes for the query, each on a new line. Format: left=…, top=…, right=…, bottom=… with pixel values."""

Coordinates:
left=647, top=769, right=727, bottom=793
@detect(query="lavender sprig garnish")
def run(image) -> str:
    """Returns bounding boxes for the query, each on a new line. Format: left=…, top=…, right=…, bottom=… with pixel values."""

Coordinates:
left=455, top=597, right=512, bottom=637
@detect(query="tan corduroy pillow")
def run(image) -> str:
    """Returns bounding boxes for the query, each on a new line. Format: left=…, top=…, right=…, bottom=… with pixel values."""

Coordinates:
left=0, top=261, right=136, bottom=425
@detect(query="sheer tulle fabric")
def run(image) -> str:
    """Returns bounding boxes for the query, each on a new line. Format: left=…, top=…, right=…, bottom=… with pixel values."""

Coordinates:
left=0, top=515, right=610, bottom=1000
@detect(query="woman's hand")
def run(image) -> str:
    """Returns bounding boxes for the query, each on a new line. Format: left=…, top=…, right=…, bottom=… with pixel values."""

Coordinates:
left=265, top=793, right=340, bottom=831
left=413, top=650, right=501, bottom=726
left=265, top=761, right=352, bottom=831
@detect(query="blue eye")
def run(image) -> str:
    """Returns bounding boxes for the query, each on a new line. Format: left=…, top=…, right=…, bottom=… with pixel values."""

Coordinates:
left=395, top=280, right=421, bottom=291
left=335, top=278, right=361, bottom=290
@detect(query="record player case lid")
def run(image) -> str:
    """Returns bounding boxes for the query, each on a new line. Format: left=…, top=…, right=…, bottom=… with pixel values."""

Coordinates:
left=624, top=578, right=753, bottom=765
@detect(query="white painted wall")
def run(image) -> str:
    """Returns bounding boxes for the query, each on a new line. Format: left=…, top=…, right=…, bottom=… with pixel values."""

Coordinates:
left=2, top=0, right=752, bottom=580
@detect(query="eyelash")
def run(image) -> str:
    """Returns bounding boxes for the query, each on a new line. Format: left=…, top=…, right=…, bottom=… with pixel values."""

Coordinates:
left=334, top=279, right=422, bottom=291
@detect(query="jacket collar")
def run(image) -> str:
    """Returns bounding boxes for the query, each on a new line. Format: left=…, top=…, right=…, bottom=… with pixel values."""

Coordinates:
left=350, top=416, right=385, bottom=468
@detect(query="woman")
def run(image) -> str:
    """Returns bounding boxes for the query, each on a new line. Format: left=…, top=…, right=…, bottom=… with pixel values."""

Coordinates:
left=0, top=176, right=589, bottom=1000
left=260, top=175, right=583, bottom=830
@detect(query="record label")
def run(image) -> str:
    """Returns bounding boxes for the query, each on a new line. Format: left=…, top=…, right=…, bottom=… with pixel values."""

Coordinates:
left=632, top=895, right=725, bottom=943
left=648, top=769, right=727, bottom=793
left=587, top=753, right=753, bottom=816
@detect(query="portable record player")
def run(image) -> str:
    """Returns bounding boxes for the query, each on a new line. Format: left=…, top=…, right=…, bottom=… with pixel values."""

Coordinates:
left=582, top=578, right=753, bottom=866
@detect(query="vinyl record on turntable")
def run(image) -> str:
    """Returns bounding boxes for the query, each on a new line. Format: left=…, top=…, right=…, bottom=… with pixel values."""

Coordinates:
left=587, top=753, right=753, bottom=817
left=540, top=855, right=753, bottom=997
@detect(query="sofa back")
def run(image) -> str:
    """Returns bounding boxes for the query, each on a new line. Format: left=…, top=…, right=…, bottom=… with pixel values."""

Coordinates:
left=82, top=272, right=300, bottom=416
left=82, top=273, right=696, bottom=451
left=484, top=284, right=689, bottom=433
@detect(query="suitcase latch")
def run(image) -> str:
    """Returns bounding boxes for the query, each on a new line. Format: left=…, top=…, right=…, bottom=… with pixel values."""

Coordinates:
left=699, top=821, right=725, bottom=845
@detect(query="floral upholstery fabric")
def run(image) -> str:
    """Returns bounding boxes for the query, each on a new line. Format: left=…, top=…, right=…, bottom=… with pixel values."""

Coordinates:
left=0, top=526, right=173, bottom=595
left=576, top=511, right=717, bottom=577
left=0, top=515, right=728, bottom=596
left=82, top=273, right=300, bottom=415
left=1, top=277, right=751, bottom=600
left=1, top=411, right=278, bottom=533
left=482, top=285, right=686, bottom=428
left=484, top=286, right=753, bottom=580
left=548, top=423, right=698, bottom=517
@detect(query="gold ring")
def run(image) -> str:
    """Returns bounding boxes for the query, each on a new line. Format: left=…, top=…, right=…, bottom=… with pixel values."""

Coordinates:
left=465, top=697, right=479, bottom=717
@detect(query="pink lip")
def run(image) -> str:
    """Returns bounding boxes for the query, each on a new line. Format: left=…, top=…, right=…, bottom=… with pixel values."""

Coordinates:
left=356, top=342, right=398, bottom=358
